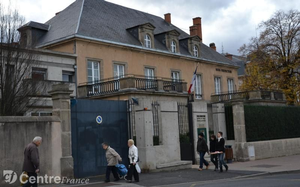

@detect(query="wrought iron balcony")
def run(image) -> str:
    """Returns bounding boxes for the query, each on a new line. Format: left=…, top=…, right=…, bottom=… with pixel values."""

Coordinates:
left=78, top=75, right=187, bottom=98
left=211, top=90, right=285, bottom=103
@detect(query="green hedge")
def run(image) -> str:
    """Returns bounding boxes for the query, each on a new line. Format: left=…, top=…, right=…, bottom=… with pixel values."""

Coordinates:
left=244, top=105, right=300, bottom=142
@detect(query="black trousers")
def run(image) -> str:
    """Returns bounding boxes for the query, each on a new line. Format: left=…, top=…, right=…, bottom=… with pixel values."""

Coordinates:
left=106, top=166, right=119, bottom=181
left=126, top=164, right=139, bottom=182
left=210, top=154, right=218, bottom=169
left=23, top=172, right=37, bottom=187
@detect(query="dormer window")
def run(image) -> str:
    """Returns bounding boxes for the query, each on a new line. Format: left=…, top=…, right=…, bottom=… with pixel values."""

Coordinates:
left=171, top=40, right=177, bottom=53
left=193, top=45, right=199, bottom=57
left=144, top=34, right=151, bottom=48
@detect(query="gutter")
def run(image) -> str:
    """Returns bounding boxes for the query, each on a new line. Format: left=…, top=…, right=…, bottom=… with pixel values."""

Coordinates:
left=37, top=34, right=239, bottom=69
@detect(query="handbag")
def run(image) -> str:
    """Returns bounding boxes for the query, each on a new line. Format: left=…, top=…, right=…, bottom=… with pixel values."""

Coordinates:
left=135, top=163, right=141, bottom=173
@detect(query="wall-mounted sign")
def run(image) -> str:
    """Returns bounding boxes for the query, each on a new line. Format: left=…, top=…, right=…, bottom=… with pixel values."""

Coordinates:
left=96, top=115, right=103, bottom=124
left=216, top=68, right=232, bottom=73
left=197, top=115, right=206, bottom=128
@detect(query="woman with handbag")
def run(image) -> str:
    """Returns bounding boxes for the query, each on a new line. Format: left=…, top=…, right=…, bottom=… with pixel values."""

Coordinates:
left=216, top=132, right=229, bottom=172
left=125, top=139, right=139, bottom=183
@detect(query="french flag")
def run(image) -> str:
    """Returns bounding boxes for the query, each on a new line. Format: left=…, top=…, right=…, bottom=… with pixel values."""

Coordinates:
left=188, top=66, right=198, bottom=94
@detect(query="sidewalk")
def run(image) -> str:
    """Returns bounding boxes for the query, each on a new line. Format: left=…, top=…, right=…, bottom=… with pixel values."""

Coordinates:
left=223, top=154, right=300, bottom=173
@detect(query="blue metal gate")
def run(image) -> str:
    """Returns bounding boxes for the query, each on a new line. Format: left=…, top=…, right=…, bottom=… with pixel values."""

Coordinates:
left=71, top=99, right=129, bottom=178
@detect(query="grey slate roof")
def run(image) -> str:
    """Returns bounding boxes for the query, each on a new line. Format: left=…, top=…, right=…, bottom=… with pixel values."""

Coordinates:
left=31, top=0, right=236, bottom=67
left=18, top=21, right=50, bottom=31
left=232, top=55, right=247, bottom=76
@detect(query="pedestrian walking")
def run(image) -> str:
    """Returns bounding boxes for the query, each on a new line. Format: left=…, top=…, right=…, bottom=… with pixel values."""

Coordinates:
left=210, top=135, right=218, bottom=171
left=102, top=142, right=122, bottom=183
left=125, top=139, right=139, bottom=183
left=216, top=132, right=228, bottom=172
left=197, top=133, right=209, bottom=171
left=23, top=136, right=42, bottom=187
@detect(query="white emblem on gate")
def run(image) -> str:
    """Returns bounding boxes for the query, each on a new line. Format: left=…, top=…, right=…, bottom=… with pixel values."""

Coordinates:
left=96, top=116, right=103, bottom=124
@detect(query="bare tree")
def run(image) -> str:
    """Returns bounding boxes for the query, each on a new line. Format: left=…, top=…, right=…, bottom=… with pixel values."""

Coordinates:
left=0, top=4, right=43, bottom=115
left=240, top=10, right=300, bottom=105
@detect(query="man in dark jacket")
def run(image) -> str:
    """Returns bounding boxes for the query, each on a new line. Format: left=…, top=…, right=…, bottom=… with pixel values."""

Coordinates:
left=23, top=136, right=42, bottom=187
left=196, top=133, right=209, bottom=171
left=216, top=132, right=228, bottom=172
left=209, top=135, right=218, bottom=171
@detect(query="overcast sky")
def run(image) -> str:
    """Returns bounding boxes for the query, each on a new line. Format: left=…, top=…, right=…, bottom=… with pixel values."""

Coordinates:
left=2, top=0, right=300, bottom=54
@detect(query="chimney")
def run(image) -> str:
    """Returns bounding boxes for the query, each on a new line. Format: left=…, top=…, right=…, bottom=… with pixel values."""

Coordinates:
left=56, top=11, right=61, bottom=16
left=189, top=17, right=202, bottom=41
left=209, top=43, right=216, bottom=51
left=225, top=53, right=233, bottom=60
left=189, top=25, right=197, bottom=36
left=164, top=13, right=171, bottom=24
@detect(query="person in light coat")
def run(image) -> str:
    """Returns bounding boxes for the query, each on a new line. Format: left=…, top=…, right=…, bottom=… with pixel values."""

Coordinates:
left=102, top=142, right=122, bottom=183
left=125, top=139, right=139, bottom=183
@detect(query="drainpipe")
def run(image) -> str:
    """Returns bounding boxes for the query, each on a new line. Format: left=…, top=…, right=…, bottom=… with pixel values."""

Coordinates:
left=74, top=64, right=78, bottom=98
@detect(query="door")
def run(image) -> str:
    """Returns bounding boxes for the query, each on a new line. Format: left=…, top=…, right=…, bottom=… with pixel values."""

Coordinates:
left=227, top=79, right=234, bottom=99
left=87, top=61, right=100, bottom=94
left=71, top=99, right=129, bottom=178
left=114, top=64, right=125, bottom=89
left=178, top=103, right=195, bottom=163
left=145, top=68, right=155, bottom=89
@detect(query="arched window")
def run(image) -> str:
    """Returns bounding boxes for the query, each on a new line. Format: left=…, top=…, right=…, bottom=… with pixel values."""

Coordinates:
left=144, top=34, right=151, bottom=48
left=171, top=40, right=176, bottom=53
left=193, top=45, right=199, bottom=57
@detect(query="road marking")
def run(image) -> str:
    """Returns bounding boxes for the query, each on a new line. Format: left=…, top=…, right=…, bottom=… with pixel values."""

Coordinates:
left=190, top=184, right=196, bottom=187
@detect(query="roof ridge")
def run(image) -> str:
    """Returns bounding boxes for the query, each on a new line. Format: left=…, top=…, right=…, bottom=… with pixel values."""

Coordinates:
left=75, top=0, right=85, bottom=34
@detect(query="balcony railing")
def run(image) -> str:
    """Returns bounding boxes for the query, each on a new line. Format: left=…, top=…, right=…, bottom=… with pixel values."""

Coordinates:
left=163, top=81, right=185, bottom=92
left=211, top=90, right=285, bottom=103
left=23, top=79, right=76, bottom=97
left=78, top=75, right=187, bottom=98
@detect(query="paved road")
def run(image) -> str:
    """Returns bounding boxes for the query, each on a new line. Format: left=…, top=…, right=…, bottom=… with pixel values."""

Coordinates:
left=42, top=170, right=300, bottom=187
left=165, top=172, right=300, bottom=187
left=43, top=168, right=261, bottom=187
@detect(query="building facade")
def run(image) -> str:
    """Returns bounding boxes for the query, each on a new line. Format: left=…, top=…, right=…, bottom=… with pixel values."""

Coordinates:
left=19, top=0, right=239, bottom=102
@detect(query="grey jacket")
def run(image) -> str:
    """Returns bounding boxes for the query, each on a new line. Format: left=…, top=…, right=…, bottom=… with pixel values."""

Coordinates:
left=106, top=146, right=122, bottom=166
left=22, top=142, right=40, bottom=172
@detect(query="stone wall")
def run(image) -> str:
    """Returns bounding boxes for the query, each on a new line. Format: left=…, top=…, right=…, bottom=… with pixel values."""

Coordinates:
left=232, top=102, right=300, bottom=161
left=134, top=99, right=191, bottom=172
left=247, top=138, right=300, bottom=160
left=0, top=117, right=61, bottom=187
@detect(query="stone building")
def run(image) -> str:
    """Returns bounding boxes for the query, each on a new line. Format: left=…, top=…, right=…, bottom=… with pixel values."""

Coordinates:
left=20, top=49, right=76, bottom=116
left=16, top=0, right=241, bottom=172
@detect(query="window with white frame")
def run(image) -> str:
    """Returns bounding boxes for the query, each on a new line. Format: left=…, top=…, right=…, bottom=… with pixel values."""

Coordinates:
left=214, top=77, right=221, bottom=94
left=87, top=60, right=100, bottom=83
left=171, top=71, right=180, bottom=82
left=145, top=68, right=154, bottom=79
left=227, top=79, right=234, bottom=93
left=144, top=34, right=151, bottom=48
left=171, top=40, right=177, bottom=53
left=193, top=45, right=199, bottom=57
left=195, top=74, right=202, bottom=99
left=114, top=64, right=125, bottom=79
